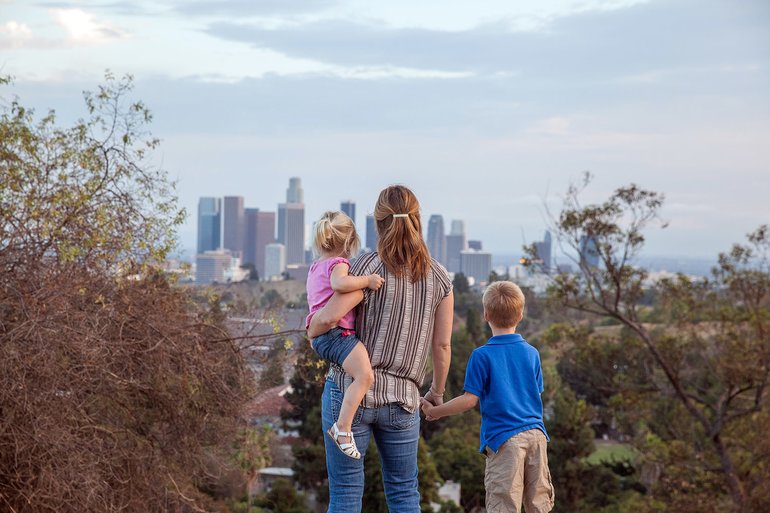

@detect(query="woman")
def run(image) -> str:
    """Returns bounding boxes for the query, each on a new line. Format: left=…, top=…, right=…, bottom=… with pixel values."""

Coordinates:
left=308, top=185, right=454, bottom=512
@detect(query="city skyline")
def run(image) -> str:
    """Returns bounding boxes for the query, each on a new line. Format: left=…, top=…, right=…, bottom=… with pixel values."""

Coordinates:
left=3, top=0, right=768, bottom=260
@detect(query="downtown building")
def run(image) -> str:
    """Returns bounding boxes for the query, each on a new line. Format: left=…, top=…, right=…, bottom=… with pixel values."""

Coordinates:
left=222, top=196, right=245, bottom=259
left=461, top=249, right=493, bottom=286
left=265, top=243, right=286, bottom=281
left=365, top=214, right=378, bottom=253
left=195, top=249, right=234, bottom=285
left=445, top=220, right=467, bottom=273
left=427, top=215, right=446, bottom=265
left=244, top=209, right=276, bottom=280
left=278, top=178, right=305, bottom=266
left=341, top=200, right=356, bottom=224
left=197, top=197, right=221, bottom=254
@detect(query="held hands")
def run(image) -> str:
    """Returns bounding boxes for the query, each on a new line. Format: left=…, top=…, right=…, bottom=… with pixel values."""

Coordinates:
left=420, top=386, right=444, bottom=422
left=420, top=397, right=440, bottom=422
left=367, top=274, right=385, bottom=291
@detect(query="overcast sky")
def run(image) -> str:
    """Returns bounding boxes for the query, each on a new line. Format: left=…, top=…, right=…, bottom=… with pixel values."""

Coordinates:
left=2, top=0, right=768, bottom=260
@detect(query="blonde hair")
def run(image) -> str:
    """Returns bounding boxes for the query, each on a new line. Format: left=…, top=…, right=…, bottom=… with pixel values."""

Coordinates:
left=312, top=211, right=360, bottom=258
left=483, top=281, right=525, bottom=329
left=374, top=185, right=431, bottom=280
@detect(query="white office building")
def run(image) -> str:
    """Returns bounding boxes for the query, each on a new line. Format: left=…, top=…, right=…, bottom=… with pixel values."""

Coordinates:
left=265, top=243, right=286, bottom=281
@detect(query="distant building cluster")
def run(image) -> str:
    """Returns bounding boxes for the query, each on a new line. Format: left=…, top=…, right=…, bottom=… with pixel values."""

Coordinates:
left=194, top=178, right=380, bottom=285
left=426, top=215, right=492, bottom=285
left=195, top=178, right=307, bottom=284
left=194, top=179, right=607, bottom=288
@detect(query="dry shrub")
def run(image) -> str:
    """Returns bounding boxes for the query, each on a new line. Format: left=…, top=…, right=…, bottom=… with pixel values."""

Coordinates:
left=0, top=265, right=253, bottom=513
left=0, top=74, right=256, bottom=513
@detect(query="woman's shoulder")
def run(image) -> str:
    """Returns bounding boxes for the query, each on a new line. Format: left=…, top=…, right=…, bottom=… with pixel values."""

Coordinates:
left=428, top=257, right=450, bottom=278
left=428, top=258, right=452, bottom=293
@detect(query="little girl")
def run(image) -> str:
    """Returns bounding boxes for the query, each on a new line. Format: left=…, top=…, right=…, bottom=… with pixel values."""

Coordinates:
left=306, top=211, right=384, bottom=459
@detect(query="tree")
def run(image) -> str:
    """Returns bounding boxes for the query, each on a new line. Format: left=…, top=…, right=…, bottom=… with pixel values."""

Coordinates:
left=545, top=174, right=770, bottom=512
left=261, top=289, right=286, bottom=309
left=0, top=74, right=256, bottom=513
left=255, top=478, right=310, bottom=513
left=453, top=273, right=470, bottom=294
left=428, top=413, right=486, bottom=510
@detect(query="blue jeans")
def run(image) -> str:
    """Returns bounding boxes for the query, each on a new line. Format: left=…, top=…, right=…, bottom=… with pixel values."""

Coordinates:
left=321, top=379, right=421, bottom=513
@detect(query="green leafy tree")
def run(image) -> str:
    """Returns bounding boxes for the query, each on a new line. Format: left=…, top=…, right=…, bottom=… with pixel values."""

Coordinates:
left=261, top=289, right=286, bottom=309
left=428, top=413, right=486, bottom=510
left=546, top=174, right=770, bottom=512
left=255, top=478, right=310, bottom=513
left=453, top=272, right=470, bottom=294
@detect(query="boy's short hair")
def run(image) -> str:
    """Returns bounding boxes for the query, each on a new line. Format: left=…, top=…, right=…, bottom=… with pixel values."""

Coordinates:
left=483, top=281, right=525, bottom=329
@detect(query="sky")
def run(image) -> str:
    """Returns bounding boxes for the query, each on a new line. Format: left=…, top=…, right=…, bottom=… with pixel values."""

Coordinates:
left=2, top=0, right=769, bottom=261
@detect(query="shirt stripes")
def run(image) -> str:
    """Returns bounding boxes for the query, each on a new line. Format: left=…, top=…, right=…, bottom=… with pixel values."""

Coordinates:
left=327, top=252, right=452, bottom=413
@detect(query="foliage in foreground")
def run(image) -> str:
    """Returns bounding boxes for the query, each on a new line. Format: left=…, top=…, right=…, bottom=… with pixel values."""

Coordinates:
left=0, top=74, right=255, bottom=513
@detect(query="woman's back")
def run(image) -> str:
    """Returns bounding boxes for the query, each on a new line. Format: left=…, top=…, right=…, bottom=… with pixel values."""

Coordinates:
left=328, top=251, right=452, bottom=412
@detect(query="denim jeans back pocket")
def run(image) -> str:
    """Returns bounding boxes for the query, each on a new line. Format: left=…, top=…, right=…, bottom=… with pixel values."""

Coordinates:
left=389, top=404, right=417, bottom=429
left=328, top=381, right=363, bottom=425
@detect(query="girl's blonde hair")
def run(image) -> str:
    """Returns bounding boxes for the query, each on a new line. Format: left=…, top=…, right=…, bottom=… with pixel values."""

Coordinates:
left=312, top=211, right=360, bottom=258
left=374, top=185, right=431, bottom=280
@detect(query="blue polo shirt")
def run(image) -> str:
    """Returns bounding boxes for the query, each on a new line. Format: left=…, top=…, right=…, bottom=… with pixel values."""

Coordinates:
left=463, top=333, right=549, bottom=453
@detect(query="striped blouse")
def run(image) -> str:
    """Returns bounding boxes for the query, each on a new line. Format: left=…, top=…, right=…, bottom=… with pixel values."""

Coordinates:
left=327, top=251, right=453, bottom=413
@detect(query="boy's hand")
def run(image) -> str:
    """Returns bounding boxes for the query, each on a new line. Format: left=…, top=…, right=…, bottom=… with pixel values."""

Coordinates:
left=367, top=274, right=385, bottom=291
left=420, top=398, right=440, bottom=422
left=423, top=388, right=443, bottom=407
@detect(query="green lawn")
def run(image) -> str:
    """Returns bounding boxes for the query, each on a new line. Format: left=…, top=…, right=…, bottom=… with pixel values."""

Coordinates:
left=585, top=440, right=635, bottom=465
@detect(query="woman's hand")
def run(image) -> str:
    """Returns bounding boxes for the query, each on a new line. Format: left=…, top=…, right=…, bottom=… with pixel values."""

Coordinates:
left=422, top=387, right=444, bottom=407
left=420, top=397, right=440, bottom=421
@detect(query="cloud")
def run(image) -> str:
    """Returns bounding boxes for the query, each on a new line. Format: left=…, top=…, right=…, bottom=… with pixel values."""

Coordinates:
left=203, top=0, right=770, bottom=83
left=173, top=0, right=337, bottom=17
left=50, top=8, right=128, bottom=43
left=0, top=21, right=33, bottom=48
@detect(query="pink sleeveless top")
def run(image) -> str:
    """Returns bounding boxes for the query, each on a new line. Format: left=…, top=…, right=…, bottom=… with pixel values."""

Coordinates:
left=305, top=257, right=356, bottom=330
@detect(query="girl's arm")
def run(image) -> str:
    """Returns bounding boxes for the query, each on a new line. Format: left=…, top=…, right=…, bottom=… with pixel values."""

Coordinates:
left=307, top=290, right=364, bottom=338
left=421, top=391, right=478, bottom=421
left=330, top=263, right=383, bottom=293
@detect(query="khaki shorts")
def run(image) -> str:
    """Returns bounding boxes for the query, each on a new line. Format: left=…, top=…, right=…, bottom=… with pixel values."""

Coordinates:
left=484, top=428, right=554, bottom=513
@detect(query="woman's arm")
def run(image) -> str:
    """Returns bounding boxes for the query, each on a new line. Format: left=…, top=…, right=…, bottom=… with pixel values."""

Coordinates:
left=330, top=264, right=383, bottom=293
left=421, top=391, right=478, bottom=421
left=306, top=289, right=364, bottom=338
left=423, top=291, right=454, bottom=406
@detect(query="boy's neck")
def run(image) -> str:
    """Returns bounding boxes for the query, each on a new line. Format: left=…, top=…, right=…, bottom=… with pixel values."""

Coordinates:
left=489, top=324, right=518, bottom=337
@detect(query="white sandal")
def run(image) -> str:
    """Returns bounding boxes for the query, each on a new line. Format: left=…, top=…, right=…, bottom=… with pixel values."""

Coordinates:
left=327, top=422, right=361, bottom=460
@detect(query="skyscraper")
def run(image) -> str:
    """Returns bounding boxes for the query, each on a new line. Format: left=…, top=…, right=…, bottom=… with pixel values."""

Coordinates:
left=341, top=200, right=356, bottom=224
left=533, top=231, right=552, bottom=273
left=222, top=196, right=245, bottom=258
left=286, top=177, right=304, bottom=203
left=197, top=197, right=221, bottom=254
left=445, top=219, right=467, bottom=273
left=427, top=215, right=446, bottom=264
left=278, top=178, right=305, bottom=265
left=366, top=214, right=378, bottom=252
left=244, top=208, right=276, bottom=279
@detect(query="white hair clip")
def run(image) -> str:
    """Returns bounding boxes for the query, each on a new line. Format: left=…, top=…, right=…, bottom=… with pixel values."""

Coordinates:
left=392, top=214, right=409, bottom=218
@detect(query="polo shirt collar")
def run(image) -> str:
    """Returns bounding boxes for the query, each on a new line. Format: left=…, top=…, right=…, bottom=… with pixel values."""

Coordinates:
left=487, top=333, right=524, bottom=345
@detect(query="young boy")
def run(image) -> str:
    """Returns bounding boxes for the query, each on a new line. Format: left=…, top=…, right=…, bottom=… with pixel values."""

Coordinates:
left=420, top=281, right=554, bottom=513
